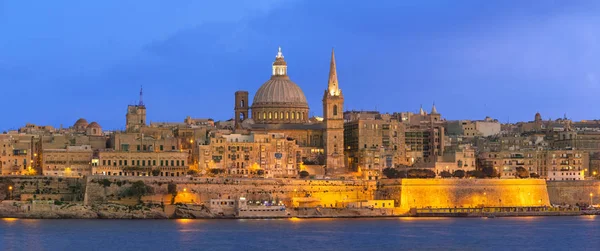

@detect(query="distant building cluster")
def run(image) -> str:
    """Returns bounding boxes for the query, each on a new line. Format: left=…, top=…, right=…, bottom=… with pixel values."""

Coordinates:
left=1, top=48, right=599, bottom=182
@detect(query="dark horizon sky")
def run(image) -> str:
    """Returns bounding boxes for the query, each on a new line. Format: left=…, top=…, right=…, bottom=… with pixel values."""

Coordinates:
left=2, top=1, right=600, bottom=131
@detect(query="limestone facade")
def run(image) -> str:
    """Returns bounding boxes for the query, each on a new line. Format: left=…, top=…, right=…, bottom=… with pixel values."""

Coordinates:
left=93, top=150, right=188, bottom=177
left=344, top=112, right=407, bottom=179
left=42, top=145, right=93, bottom=177
left=198, top=133, right=301, bottom=178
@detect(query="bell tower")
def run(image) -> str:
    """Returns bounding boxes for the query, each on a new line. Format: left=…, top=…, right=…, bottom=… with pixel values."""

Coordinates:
left=322, top=48, right=345, bottom=174
left=235, top=91, right=249, bottom=128
left=126, top=86, right=147, bottom=132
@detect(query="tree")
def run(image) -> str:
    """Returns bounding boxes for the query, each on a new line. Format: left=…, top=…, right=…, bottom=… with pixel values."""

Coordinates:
left=257, top=170, right=265, bottom=176
left=439, top=171, right=452, bottom=178
left=122, top=181, right=153, bottom=203
left=382, top=168, right=399, bottom=179
left=467, top=170, right=486, bottom=179
left=151, top=169, right=160, bottom=176
left=453, top=170, right=466, bottom=178
left=299, top=170, right=310, bottom=178
left=167, top=182, right=178, bottom=205
left=515, top=167, right=529, bottom=178
left=530, top=172, right=540, bottom=178
left=482, top=166, right=499, bottom=178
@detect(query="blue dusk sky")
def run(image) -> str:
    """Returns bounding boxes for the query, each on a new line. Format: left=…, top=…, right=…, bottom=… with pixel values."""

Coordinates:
left=1, top=0, right=599, bottom=131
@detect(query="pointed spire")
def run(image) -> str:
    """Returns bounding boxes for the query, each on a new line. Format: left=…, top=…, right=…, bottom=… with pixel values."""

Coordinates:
left=328, top=48, right=340, bottom=96
left=419, top=105, right=425, bottom=115
left=431, top=102, right=438, bottom=114
left=139, top=86, right=144, bottom=106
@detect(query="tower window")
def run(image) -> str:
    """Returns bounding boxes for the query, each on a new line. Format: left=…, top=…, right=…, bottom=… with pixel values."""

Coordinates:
left=333, top=105, right=338, bottom=116
left=241, top=100, right=245, bottom=107
left=274, top=112, right=278, bottom=119
left=269, top=112, right=272, bottom=119
left=280, top=112, right=284, bottom=119
left=291, top=112, right=295, bottom=120
left=286, top=112, right=289, bottom=119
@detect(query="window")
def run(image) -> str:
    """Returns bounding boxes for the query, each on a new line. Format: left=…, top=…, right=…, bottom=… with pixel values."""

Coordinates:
left=142, top=160, right=146, bottom=166
left=171, top=160, right=174, bottom=166
left=269, top=112, right=272, bottom=119
left=137, top=145, right=140, bottom=151
left=160, top=145, right=163, bottom=151
left=241, top=100, right=244, bottom=107
left=161, top=160, right=164, bottom=166
left=124, top=160, right=128, bottom=166
left=153, top=160, right=156, bottom=166
left=333, top=105, right=338, bottom=116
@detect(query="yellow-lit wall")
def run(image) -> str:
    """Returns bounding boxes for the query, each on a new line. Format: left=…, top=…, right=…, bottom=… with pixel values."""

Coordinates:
left=399, top=179, right=550, bottom=210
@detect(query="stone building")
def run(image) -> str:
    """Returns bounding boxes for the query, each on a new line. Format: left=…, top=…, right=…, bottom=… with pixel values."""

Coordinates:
left=343, top=111, right=407, bottom=179
left=42, top=145, right=93, bottom=177
left=434, top=147, right=476, bottom=175
left=0, top=134, right=40, bottom=175
left=405, top=125, right=445, bottom=164
left=233, top=48, right=346, bottom=175
left=198, top=133, right=301, bottom=178
left=478, top=149, right=589, bottom=179
left=446, top=117, right=500, bottom=138
left=92, top=150, right=188, bottom=177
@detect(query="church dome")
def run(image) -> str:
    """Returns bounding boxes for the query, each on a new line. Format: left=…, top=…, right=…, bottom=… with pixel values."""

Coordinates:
left=252, top=76, right=308, bottom=108
left=87, top=122, right=101, bottom=129
left=250, top=47, right=310, bottom=124
left=74, top=118, right=88, bottom=128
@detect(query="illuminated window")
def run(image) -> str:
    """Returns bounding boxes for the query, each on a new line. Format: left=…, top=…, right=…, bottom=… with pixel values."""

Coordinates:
left=263, top=112, right=266, bottom=120
left=269, top=112, right=272, bottom=119
left=274, top=112, right=278, bottom=119
left=286, top=112, right=289, bottom=119
left=280, top=112, right=284, bottom=119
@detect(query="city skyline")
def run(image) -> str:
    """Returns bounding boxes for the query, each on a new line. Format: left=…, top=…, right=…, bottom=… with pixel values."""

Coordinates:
left=2, top=1, right=600, bottom=130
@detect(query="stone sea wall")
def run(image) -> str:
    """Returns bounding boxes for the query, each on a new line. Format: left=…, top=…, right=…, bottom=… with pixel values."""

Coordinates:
left=84, top=176, right=376, bottom=208
left=397, top=179, right=551, bottom=210
left=547, top=180, right=600, bottom=205
left=2, top=175, right=598, bottom=219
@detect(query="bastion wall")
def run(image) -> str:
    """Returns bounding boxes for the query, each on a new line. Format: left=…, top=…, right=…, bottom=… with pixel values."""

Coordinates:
left=398, top=179, right=551, bottom=210
left=546, top=180, right=600, bottom=205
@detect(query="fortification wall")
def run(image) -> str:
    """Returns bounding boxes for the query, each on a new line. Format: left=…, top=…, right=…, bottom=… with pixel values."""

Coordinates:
left=399, top=179, right=550, bottom=210
left=546, top=180, right=600, bottom=206
left=84, top=176, right=376, bottom=207
left=0, top=176, right=85, bottom=201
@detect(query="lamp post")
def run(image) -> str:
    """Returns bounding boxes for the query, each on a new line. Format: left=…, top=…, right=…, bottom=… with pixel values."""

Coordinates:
left=8, top=185, right=13, bottom=200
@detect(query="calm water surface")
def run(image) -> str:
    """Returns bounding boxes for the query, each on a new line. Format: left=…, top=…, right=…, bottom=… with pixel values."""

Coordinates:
left=0, top=216, right=598, bottom=250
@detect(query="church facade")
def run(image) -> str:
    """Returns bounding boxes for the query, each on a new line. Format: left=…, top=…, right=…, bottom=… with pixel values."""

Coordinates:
left=229, top=47, right=346, bottom=176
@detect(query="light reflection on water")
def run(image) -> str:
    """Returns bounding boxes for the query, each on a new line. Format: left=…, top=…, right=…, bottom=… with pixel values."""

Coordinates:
left=0, top=217, right=598, bottom=250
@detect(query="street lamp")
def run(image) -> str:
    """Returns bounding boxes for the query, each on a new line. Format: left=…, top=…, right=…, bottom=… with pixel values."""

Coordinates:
left=8, top=186, right=13, bottom=200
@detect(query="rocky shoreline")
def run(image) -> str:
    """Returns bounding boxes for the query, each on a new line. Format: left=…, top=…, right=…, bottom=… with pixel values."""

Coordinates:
left=2, top=201, right=596, bottom=219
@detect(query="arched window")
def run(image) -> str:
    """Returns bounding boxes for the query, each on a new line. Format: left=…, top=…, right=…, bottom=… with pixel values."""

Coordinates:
left=296, top=112, right=300, bottom=120
left=333, top=105, right=338, bottom=116
left=280, top=112, right=284, bottom=119
left=291, top=112, right=295, bottom=119
left=286, top=112, right=289, bottom=119
left=301, top=112, right=304, bottom=120
left=262, top=112, right=266, bottom=120
left=268, top=112, right=272, bottom=119
left=274, top=112, right=278, bottom=119
left=241, top=100, right=245, bottom=107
